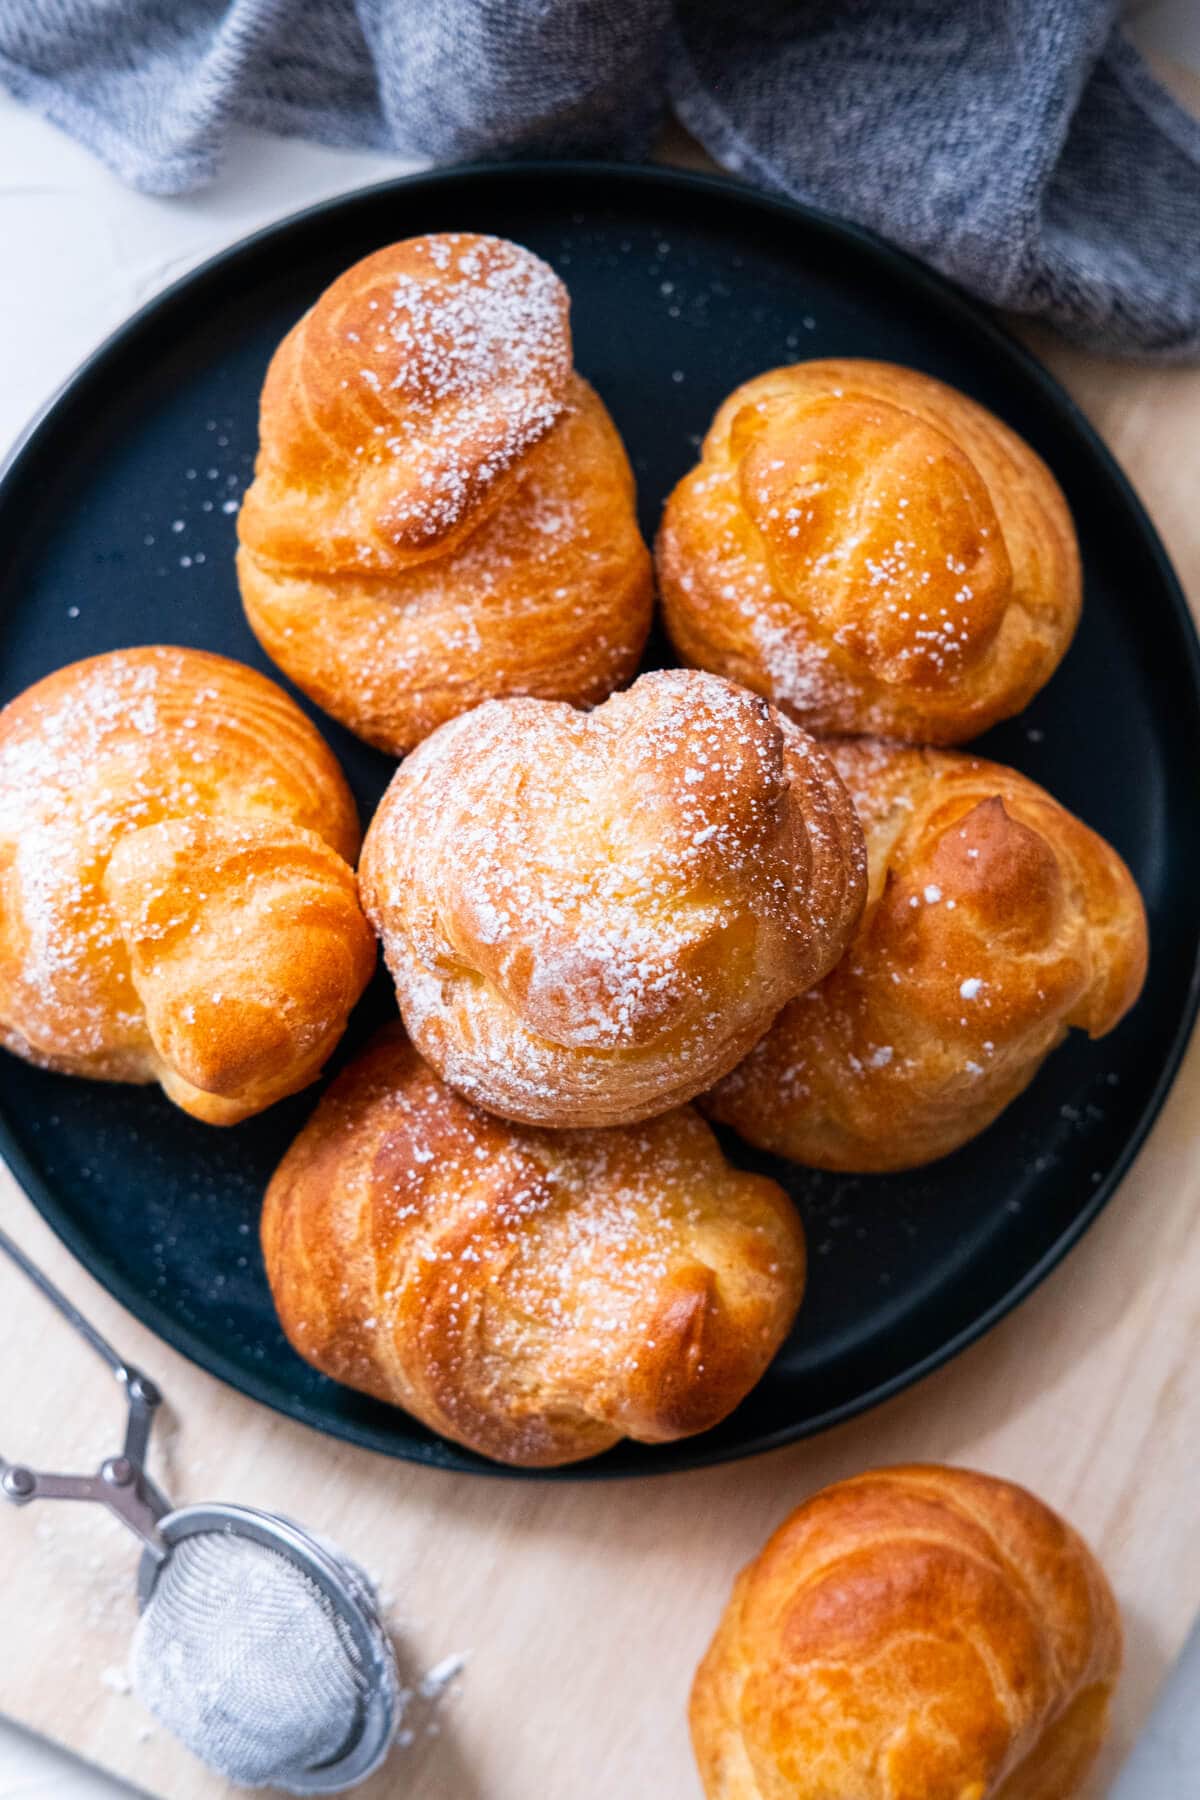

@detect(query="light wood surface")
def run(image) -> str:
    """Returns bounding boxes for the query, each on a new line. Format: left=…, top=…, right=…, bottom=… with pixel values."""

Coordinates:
left=2, top=78, right=1200, bottom=1800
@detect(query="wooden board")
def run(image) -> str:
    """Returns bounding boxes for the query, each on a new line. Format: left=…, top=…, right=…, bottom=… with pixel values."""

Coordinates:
left=3, top=84, right=1200, bottom=1800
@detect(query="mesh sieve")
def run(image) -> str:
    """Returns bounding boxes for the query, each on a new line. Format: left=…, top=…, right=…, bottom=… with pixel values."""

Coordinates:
left=133, top=1505, right=400, bottom=1794
left=0, top=1225, right=400, bottom=1795
left=134, top=1530, right=365, bottom=1789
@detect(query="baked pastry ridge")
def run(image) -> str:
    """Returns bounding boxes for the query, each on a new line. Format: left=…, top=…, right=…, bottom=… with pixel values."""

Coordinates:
left=237, top=232, right=653, bottom=754
left=262, top=1026, right=806, bottom=1467
left=359, top=668, right=867, bottom=1128
left=0, top=646, right=375, bottom=1123
left=691, top=1464, right=1121, bottom=1800
left=706, top=739, right=1148, bottom=1170
left=657, top=359, right=1081, bottom=744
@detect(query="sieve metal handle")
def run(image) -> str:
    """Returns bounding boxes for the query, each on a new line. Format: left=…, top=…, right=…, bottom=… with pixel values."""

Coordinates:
left=0, top=1223, right=172, bottom=1559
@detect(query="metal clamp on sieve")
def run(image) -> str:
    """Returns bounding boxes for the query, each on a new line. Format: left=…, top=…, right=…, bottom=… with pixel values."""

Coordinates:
left=0, top=1223, right=400, bottom=1795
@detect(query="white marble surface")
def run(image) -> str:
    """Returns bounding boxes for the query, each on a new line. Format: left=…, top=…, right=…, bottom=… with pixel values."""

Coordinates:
left=1, top=3, right=1198, bottom=1792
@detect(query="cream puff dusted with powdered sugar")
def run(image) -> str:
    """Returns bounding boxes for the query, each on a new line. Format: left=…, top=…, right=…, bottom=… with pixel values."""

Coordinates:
left=707, top=739, right=1148, bottom=1170
left=657, top=359, right=1081, bottom=743
left=359, top=668, right=866, bottom=1128
left=262, top=1026, right=807, bottom=1468
left=237, top=232, right=653, bottom=755
left=0, top=647, right=375, bottom=1124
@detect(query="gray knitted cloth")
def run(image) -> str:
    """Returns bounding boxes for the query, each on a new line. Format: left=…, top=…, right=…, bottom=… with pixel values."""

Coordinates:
left=2, top=0, right=1199, bottom=356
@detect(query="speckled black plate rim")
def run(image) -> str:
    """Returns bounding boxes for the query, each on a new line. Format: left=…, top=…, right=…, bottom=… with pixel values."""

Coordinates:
left=1, top=159, right=1198, bottom=1482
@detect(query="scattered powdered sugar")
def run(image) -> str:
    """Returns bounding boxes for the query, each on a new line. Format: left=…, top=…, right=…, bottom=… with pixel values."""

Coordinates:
left=417, top=1651, right=467, bottom=1700
left=750, top=607, right=835, bottom=712
left=382, top=241, right=563, bottom=412
left=392, top=1647, right=469, bottom=1749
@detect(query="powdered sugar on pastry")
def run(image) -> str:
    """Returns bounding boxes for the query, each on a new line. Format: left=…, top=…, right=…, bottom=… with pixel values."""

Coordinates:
left=657, top=360, right=1081, bottom=744
left=364, top=238, right=569, bottom=544
left=706, top=739, right=1148, bottom=1170
left=262, top=1027, right=807, bottom=1467
left=0, top=647, right=373, bottom=1122
left=359, top=669, right=866, bottom=1128
left=238, top=235, right=652, bottom=755
left=246, top=234, right=572, bottom=562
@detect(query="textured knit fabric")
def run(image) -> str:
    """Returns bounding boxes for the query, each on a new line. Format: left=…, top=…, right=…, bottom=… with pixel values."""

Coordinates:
left=2, top=0, right=1198, bottom=355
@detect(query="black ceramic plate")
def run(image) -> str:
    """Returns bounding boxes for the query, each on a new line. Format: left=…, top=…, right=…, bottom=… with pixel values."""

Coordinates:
left=1, top=164, right=1197, bottom=1479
